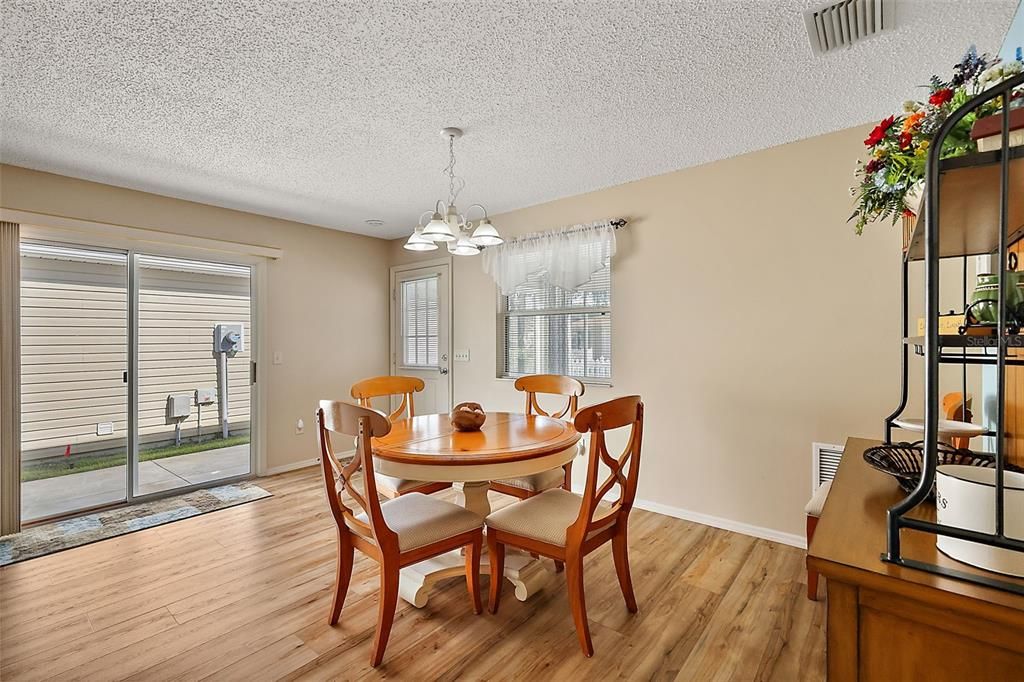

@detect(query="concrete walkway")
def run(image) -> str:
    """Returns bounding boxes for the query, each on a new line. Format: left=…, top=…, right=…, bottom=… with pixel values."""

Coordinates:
left=22, top=445, right=250, bottom=521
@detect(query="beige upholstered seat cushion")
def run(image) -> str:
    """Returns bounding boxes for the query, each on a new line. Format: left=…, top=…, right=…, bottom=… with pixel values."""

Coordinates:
left=353, top=493, right=482, bottom=551
left=485, top=488, right=615, bottom=547
left=804, top=480, right=832, bottom=517
left=351, top=437, right=435, bottom=496
left=494, top=437, right=584, bottom=493
left=495, top=466, right=565, bottom=494
left=374, top=472, right=432, bottom=495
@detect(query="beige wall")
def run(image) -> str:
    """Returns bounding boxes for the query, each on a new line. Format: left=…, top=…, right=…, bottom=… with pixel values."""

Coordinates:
left=1, top=164, right=391, bottom=472
left=391, top=124, right=904, bottom=540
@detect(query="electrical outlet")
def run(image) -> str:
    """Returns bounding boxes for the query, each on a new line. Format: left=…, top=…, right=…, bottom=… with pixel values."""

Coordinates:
left=273, top=352, right=284, bottom=365
left=454, top=349, right=470, bottom=362
left=295, top=418, right=305, bottom=435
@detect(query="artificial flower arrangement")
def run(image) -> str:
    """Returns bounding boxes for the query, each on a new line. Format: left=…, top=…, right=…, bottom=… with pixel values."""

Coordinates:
left=850, top=46, right=1023, bottom=234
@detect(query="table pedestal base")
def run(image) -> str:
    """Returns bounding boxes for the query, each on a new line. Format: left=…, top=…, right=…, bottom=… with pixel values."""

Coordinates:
left=399, top=548, right=555, bottom=608
left=399, top=480, right=556, bottom=608
left=502, top=551, right=555, bottom=601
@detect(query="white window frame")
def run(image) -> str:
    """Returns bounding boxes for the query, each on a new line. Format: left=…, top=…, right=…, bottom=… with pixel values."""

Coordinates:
left=495, top=272, right=613, bottom=387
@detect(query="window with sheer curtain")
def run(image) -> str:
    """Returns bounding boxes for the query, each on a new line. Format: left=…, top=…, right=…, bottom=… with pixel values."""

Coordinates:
left=497, top=256, right=612, bottom=383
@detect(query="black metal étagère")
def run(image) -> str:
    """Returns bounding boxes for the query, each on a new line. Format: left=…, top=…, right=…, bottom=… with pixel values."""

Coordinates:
left=883, top=71, right=1024, bottom=596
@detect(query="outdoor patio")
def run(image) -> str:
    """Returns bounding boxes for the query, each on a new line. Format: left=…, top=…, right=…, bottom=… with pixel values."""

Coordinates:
left=21, top=445, right=250, bottom=521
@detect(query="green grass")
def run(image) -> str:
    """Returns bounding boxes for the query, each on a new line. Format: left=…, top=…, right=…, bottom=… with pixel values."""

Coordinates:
left=21, top=435, right=250, bottom=482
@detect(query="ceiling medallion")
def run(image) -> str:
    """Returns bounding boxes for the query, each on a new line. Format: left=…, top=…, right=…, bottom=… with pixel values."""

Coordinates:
left=404, top=127, right=503, bottom=255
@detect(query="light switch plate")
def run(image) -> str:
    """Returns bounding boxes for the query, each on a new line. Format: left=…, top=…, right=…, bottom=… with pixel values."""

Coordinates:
left=273, top=352, right=284, bottom=365
left=454, top=349, right=470, bottom=362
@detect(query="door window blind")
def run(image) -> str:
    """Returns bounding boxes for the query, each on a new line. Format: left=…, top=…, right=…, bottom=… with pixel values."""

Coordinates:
left=499, top=263, right=611, bottom=382
left=401, top=276, right=439, bottom=367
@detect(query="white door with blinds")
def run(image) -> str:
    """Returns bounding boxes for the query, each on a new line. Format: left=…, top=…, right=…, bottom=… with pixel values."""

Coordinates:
left=391, top=262, right=451, bottom=415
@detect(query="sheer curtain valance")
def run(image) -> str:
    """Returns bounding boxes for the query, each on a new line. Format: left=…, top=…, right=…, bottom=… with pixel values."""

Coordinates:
left=481, top=220, right=617, bottom=295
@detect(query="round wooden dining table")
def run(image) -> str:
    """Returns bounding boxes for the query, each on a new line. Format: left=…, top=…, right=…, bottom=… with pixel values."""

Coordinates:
left=372, top=411, right=581, bottom=608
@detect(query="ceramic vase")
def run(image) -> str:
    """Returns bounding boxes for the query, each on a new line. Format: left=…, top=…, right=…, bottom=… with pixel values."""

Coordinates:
left=968, top=272, right=1024, bottom=325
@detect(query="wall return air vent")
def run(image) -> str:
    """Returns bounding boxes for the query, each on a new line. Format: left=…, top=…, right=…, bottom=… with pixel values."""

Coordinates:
left=803, top=0, right=895, bottom=56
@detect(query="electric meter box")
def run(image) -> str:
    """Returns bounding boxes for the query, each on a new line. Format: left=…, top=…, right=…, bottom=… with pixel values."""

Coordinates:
left=214, top=323, right=244, bottom=354
left=165, top=394, right=192, bottom=423
left=195, top=387, right=216, bottom=406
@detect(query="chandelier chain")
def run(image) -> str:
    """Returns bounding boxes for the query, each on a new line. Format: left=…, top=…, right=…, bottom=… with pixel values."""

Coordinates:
left=448, top=135, right=455, bottom=204
left=443, top=133, right=464, bottom=206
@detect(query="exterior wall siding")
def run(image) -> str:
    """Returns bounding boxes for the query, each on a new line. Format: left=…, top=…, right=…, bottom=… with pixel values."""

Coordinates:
left=20, top=253, right=251, bottom=460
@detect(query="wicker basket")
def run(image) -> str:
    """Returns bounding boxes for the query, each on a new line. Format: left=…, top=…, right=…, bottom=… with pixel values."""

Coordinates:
left=451, top=402, right=486, bottom=432
left=863, top=441, right=1024, bottom=499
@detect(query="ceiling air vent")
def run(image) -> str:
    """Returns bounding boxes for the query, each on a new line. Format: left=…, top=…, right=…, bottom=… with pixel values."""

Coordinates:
left=803, top=0, right=895, bottom=56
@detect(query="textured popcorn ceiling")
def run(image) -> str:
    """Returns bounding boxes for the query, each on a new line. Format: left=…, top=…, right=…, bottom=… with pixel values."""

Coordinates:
left=0, top=1, right=1017, bottom=238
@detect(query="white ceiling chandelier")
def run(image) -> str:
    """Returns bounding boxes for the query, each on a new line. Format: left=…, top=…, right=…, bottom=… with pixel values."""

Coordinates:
left=404, top=127, right=503, bottom=255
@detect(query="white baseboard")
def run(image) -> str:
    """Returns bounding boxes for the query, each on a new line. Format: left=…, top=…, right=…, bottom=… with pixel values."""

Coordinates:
left=261, top=449, right=355, bottom=477
left=631, top=498, right=807, bottom=549
left=261, top=457, right=319, bottom=476
left=569, top=480, right=805, bottom=549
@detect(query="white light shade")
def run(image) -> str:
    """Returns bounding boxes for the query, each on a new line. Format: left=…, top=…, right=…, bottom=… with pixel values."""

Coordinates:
left=403, top=228, right=438, bottom=252
left=470, top=219, right=503, bottom=246
left=449, top=234, right=480, bottom=256
left=421, top=213, right=456, bottom=242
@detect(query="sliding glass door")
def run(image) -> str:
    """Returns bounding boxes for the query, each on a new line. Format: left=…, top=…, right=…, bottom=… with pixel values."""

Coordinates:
left=20, top=242, right=129, bottom=521
left=134, top=254, right=252, bottom=496
left=20, top=241, right=255, bottom=522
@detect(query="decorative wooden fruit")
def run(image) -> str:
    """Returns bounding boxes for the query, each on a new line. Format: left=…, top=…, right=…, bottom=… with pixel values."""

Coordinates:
left=451, top=402, right=486, bottom=432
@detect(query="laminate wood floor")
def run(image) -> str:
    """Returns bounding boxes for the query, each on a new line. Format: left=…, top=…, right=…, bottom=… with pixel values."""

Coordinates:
left=0, top=468, right=825, bottom=681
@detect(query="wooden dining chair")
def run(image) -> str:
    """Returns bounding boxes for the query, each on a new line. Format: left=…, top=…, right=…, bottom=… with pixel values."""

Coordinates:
left=317, top=400, right=484, bottom=667
left=942, top=391, right=974, bottom=449
left=350, top=375, right=451, bottom=498
left=489, top=374, right=585, bottom=499
left=485, top=395, right=644, bottom=657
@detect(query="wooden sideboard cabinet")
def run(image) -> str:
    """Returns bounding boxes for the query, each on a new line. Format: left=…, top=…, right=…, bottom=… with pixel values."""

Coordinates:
left=808, top=438, right=1024, bottom=681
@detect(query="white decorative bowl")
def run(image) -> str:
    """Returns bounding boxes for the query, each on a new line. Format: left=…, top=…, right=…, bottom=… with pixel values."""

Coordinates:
left=892, top=417, right=987, bottom=445
left=935, top=465, right=1024, bottom=577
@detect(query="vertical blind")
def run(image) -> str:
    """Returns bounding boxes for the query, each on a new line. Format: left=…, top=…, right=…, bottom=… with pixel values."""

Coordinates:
left=500, top=263, right=611, bottom=382
left=401, top=276, right=439, bottom=367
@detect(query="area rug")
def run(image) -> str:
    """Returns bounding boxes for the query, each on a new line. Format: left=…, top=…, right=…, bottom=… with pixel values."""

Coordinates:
left=0, top=482, right=272, bottom=566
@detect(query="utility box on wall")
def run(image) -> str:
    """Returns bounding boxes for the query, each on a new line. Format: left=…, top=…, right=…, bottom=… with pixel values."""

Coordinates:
left=211, top=323, right=243, bottom=440
left=165, top=394, right=192, bottom=423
